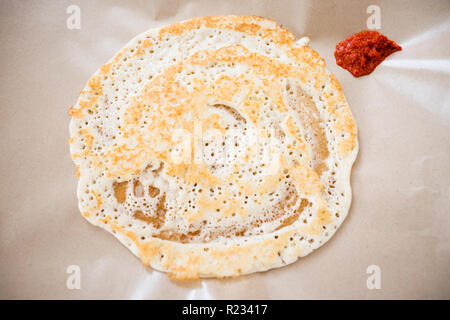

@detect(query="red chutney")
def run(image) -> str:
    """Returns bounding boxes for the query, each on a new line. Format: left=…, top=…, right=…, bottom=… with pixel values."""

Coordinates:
left=334, top=30, right=402, bottom=77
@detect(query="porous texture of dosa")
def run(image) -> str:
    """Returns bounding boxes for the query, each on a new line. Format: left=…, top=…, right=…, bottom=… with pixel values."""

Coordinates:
left=68, top=15, right=358, bottom=280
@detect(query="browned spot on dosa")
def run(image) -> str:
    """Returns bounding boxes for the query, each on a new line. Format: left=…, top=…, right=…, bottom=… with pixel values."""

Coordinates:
left=113, top=181, right=128, bottom=203
left=148, top=185, right=160, bottom=197
left=133, top=195, right=167, bottom=229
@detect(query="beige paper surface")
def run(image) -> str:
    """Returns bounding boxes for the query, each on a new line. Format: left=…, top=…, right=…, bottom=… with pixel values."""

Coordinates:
left=0, top=0, right=449, bottom=299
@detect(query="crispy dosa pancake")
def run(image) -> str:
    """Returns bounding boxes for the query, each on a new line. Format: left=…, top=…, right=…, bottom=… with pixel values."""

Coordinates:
left=69, top=16, right=358, bottom=279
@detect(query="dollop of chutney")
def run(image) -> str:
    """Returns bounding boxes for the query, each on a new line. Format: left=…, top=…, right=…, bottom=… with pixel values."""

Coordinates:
left=335, top=30, right=402, bottom=77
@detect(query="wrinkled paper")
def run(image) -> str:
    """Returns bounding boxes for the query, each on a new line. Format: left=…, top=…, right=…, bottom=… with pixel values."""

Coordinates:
left=0, top=0, right=449, bottom=299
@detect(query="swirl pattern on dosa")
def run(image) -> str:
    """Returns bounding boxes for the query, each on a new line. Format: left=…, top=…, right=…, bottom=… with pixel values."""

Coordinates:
left=69, top=16, right=358, bottom=279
